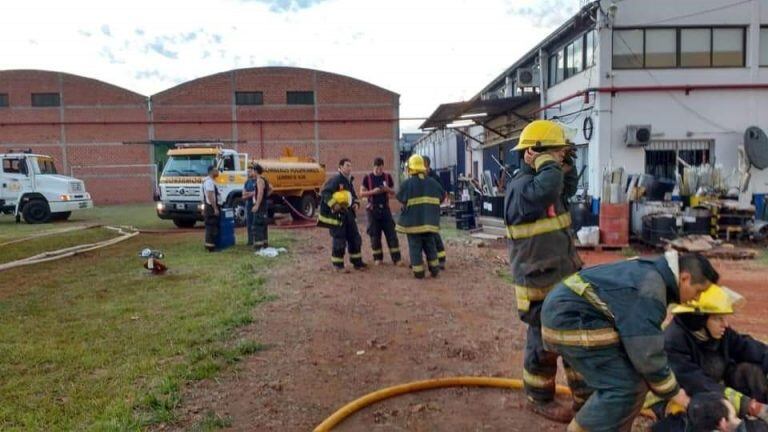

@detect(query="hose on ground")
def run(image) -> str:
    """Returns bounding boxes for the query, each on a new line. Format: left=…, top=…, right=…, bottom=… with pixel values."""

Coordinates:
left=280, top=196, right=319, bottom=223
left=313, top=376, right=655, bottom=431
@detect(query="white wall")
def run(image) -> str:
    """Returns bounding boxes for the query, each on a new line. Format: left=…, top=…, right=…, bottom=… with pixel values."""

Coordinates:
left=412, top=129, right=458, bottom=171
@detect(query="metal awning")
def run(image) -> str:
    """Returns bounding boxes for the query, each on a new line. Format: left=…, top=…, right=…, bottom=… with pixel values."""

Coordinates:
left=419, top=101, right=471, bottom=130
left=420, top=95, right=536, bottom=130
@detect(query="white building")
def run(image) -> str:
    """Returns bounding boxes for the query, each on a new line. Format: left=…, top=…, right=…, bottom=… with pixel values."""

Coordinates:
left=423, top=0, right=768, bottom=211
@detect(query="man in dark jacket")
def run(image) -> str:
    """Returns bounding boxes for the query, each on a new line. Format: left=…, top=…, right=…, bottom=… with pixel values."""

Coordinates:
left=541, top=251, right=719, bottom=432
left=663, top=284, right=768, bottom=428
left=422, top=156, right=447, bottom=269
left=504, top=119, right=583, bottom=422
left=318, top=158, right=366, bottom=271
left=360, top=157, right=401, bottom=265
left=396, top=154, right=443, bottom=279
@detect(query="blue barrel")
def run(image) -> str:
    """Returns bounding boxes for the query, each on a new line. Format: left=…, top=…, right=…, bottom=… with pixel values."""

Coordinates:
left=755, top=194, right=767, bottom=221
left=216, top=207, right=236, bottom=250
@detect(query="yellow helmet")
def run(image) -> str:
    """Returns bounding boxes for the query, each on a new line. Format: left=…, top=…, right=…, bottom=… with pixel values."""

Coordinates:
left=407, top=154, right=427, bottom=175
left=671, top=284, right=744, bottom=315
left=331, top=190, right=352, bottom=208
left=512, top=119, right=568, bottom=151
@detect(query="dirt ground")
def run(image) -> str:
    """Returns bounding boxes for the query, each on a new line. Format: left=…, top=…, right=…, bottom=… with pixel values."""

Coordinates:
left=166, top=220, right=768, bottom=432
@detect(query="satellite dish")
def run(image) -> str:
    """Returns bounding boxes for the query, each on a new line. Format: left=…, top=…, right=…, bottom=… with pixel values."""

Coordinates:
left=744, top=126, right=768, bottom=170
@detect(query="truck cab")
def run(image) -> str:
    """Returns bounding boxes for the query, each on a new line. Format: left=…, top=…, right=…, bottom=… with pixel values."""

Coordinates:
left=0, top=150, right=93, bottom=223
left=156, top=144, right=249, bottom=228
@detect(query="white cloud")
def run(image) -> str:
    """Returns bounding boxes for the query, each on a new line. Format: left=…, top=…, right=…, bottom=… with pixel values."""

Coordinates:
left=0, top=0, right=578, bottom=132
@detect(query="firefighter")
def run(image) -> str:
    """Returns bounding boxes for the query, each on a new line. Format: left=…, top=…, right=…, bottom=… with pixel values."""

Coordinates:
left=687, top=392, right=758, bottom=432
left=503, top=119, right=583, bottom=422
left=242, top=165, right=256, bottom=246
left=661, top=284, right=768, bottom=428
left=422, top=155, right=446, bottom=269
left=360, top=157, right=401, bottom=265
left=540, top=251, right=720, bottom=432
left=318, top=158, right=366, bottom=271
left=251, top=163, right=270, bottom=250
left=396, top=154, right=442, bottom=279
left=202, top=165, right=220, bottom=252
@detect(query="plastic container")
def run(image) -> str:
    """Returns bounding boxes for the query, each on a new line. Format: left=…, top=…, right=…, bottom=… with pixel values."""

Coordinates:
left=216, top=207, right=236, bottom=250
left=599, top=203, right=629, bottom=246
left=754, top=194, right=767, bottom=221
left=577, top=226, right=600, bottom=246
left=455, top=214, right=476, bottom=230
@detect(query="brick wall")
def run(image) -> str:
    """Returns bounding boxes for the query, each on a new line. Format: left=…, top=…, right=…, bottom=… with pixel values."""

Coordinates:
left=0, top=67, right=399, bottom=204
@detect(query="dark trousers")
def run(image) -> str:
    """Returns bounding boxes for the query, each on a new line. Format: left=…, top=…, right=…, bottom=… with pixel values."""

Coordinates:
left=251, top=210, right=268, bottom=249
left=204, top=204, right=219, bottom=251
left=366, top=206, right=401, bottom=263
left=245, top=205, right=254, bottom=245
left=330, top=211, right=363, bottom=268
left=551, top=344, right=647, bottom=432
left=432, top=232, right=446, bottom=268
left=407, top=233, right=439, bottom=278
left=523, top=306, right=590, bottom=408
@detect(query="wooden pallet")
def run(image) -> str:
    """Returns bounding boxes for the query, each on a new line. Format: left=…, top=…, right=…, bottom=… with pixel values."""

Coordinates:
left=576, top=243, right=628, bottom=251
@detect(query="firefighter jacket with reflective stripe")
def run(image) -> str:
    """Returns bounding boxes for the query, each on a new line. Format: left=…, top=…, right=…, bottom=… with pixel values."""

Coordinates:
left=318, top=173, right=359, bottom=228
left=665, top=316, right=768, bottom=415
left=504, top=156, right=582, bottom=316
left=395, top=174, right=443, bottom=234
left=542, top=256, right=682, bottom=400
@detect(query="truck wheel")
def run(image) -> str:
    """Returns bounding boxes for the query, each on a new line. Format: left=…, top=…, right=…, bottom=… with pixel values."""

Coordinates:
left=300, top=193, right=317, bottom=218
left=22, top=200, right=51, bottom=224
left=51, top=211, right=72, bottom=221
left=173, top=219, right=196, bottom=228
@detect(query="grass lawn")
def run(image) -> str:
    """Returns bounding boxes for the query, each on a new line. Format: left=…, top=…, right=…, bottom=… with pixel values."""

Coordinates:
left=0, top=227, right=120, bottom=264
left=0, top=205, right=290, bottom=431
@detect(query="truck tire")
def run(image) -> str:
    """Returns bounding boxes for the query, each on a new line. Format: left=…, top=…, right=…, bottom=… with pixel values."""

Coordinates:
left=22, top=199, right=51, bottom=224
left=300, top=193, right=317, bottom=218
left=173, top=219, right=196, bottom=228
left=51, top=211, right=72, bottom=221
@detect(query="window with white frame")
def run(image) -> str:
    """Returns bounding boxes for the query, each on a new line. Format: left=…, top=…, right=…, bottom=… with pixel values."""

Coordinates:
left=548, top=29, right=597, bottom=87
left=761, top=27, right=768, bottom=66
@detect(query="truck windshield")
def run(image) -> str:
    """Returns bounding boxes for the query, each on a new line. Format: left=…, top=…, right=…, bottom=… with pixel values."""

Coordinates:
left=31, top=157, right=58, bottom=175
left=162, top=155, right=216, bottom=177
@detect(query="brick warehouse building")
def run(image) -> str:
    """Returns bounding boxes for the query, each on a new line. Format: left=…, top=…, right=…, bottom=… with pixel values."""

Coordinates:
left=0, top=67, right=400, bottom=204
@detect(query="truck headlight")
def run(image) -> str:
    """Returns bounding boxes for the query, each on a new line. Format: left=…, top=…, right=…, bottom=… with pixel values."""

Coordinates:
left=197, top=204, right=205, bottom=212
left=157, top=202, right=165, bottom=211
left=59, top=194, right=71, bottom=201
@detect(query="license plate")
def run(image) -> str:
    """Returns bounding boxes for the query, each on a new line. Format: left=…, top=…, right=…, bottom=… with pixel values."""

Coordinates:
left=175, top=204, right=185, bottom=210
left=79, top=202, right=88, bottom=209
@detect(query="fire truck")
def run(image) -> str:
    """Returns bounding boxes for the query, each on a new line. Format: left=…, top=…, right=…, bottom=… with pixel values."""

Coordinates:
left=155, top=143, right=325, bottom=227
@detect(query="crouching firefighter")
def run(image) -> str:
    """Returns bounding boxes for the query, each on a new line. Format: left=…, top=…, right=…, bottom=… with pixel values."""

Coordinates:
left=504, top=119, right=583, bottom=423
left=657, top=284, right=768, bottom=429
left=396, top=154, right=442, bottom=279
left=541, top=251, right=720, bottom=432
left=318, top=158, right=366, bottom=271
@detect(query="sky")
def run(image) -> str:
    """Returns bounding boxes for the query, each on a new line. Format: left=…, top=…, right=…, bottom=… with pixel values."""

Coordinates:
left=1, top=0, right=582, bottom=133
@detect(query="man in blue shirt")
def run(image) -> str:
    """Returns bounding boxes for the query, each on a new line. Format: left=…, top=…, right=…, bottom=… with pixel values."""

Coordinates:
left=242, top=166, right=256, bottom=246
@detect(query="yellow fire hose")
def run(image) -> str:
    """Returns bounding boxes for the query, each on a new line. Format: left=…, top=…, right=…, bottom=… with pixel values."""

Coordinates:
left=314, top=376, right=655, bottom=431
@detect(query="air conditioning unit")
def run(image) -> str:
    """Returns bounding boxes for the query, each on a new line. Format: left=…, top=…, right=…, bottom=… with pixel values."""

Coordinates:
left=625, top=125, right=652, bottom=147
left=516, top=68, right=540, bottom=88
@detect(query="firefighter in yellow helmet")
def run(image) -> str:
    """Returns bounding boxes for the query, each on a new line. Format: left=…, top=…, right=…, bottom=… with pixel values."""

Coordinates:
left=504, top=119, right=584, bottom=422
left=395, top=154, right=444, bottom=278
left=659, top=284, right=768, bottom=429
left=318, top=158, right=366, bottom=271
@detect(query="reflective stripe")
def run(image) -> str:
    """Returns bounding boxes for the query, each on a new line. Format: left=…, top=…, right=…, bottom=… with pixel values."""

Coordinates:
left=514, top=284, right=552, bottom=313
left=506, top=212, right=572, bottom=240
left=437, top=251, right=446, bottom=258
left=649, top=374, right=678, bottom=396
left=349, top=253, right=362, bottom=259
left=204, top=242, right=215, bottom=247
left=331, top=257, right=344, bottom=264
left=542, top=326, right=621, bottom=348
left=563, top=273, right=616, bottom=322
left=523, top=369, right=555, bottom=389
left=327, top=198, right=337, bottom=207
left=318, top=214, right=342, bottom=226
left=428, top=259, right=439, bottom=267
left=390, top=248, right=400, bottom=253
left=372, top=249, right=383, bottom=254
left=534, top=154, right=556, bottom=171
left=396, top=224, right=440, bottom=234
left=724, top=387, right=744, bottom=412
left=406, top=196, right=441, bottom=207
left=412, top=265, right=425, bottom=272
